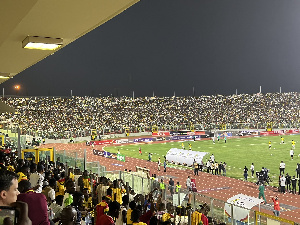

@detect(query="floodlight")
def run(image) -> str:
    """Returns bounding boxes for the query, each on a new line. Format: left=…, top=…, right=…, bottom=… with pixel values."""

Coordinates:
left=22, top=36, right=63, bottom=50
left=0, top=73, right=10, bottom=79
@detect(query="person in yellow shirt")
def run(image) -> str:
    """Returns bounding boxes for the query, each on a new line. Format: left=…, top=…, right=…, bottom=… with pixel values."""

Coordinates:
left=181, top=142, right=185, bottom=149
left=83, top=170, right=91, bottom=193
left=17, top=165, right=30, bottom=183
left=292, top=140, right=296, bottom=149
left=281, top=137, right=285, bottom=144
left=131, top=209, right=147, bottom=225
left=192, top=209, right=202, bottom=225
left=269, top=141, right=272, bottom=149
left=68, top=168, right=75, bottom=181
left=127, top=201, right=136, bottom=225
left=112, top=180, right=125, bottom=204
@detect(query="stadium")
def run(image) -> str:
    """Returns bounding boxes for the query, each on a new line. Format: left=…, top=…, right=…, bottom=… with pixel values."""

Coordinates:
left=1, top=1, right=300, bottom=225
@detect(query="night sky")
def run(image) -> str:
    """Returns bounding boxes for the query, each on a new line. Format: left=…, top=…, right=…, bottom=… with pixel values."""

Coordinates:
left=2, top=0, right=300, bottom=97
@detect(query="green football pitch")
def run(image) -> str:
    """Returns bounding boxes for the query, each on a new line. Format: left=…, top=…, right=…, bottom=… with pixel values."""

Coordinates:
left=104, top=134, right=300, bottom=187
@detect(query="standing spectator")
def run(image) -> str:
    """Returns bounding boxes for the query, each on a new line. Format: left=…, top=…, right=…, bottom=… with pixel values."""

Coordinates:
left=210, top=154, right=215, bottom=162
left=218, top=162, right=223, bottom=175
left=163, top=160, right=167, bottom=172
left=168, top=178, right=174, bottom=196
left=157, top=158, right=161, bottom=171
left=272, top=196, right=280, bottom=217
left=193, top=159, right=198, bottom=176
left=223, top=162, right=227, bottom=176
left=198, top=160, right=203, bottom=172
left=98, top=201, right=121, bottom=225
left=30, top=165, right=45, bottom=193
left=279, top=161, right=285, bottom=175
left=186, top=176, right=191, bottom=191
left=17, top=180, right=50, bottom=225
left=60, top=206, right=77, bottom=225
left=115, top=195, right=128, bottom=225
left=286, top=173, right=291, bottom=193
left=296, top=163, right=300, bottom=179
left=63, top=180, right=76, bottom=208
left=96, top=196, right=110, bottom=225
left=49, top=195, right=64, bottom=222
left=42, top=178, right=56, bottom=205
left=280, top=175, right=286, bottom=194
left=291, top=176, right=297, bottom=194
left=206, top=160, right=211, bottom=173
left=258, top=182, right=267, bottom=204
left=0, top=170, right=19, bottom=206
left=243, top=166, right=248, bottom=181
left=290, top=149, right=294, bottom=160
left=148, top=153, right=152, bottom=162
left=159, top=179, right=166, bottom=198
left=214, top=162, right=218, bottom=175
left=175, top=182, right=181, bottom=193
left=250, top=163, right=255, bottom=178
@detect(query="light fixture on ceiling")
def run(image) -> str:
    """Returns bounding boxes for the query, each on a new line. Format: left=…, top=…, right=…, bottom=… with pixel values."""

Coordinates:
left=0, top=73, right=10, bottom=79
left=22, top=36, right=63, bottom=50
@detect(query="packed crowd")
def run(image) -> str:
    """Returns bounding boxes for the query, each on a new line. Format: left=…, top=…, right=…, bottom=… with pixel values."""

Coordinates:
left=0, top=150, right=218, bottom=225
left=1, top=92, right=300, bottom=138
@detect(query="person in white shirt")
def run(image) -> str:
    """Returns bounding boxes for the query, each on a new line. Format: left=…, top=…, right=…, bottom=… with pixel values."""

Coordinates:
left=186, top=176, right=191, bottom=191
left=30, top=165, right=44, bottom=193
left=280, top=175, right=286, bottom=193
left=210, top=154, right=215, bottom=162
left=157, top=158, right=161, bottom=171
left=290, top=149, right=294, bottom=160
left=250, top=163, right=255, bottom=178
left=279, top=161, right=285, bottom=175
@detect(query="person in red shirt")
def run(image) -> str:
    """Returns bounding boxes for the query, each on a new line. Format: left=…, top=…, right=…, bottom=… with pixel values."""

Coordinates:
left=17, top=180, right=50, bottom=225
left=199, top=203, right=210, bottom=225
left=96, top=195, right=111, bottom=225
left=98, top=201, right=120, bottom=225
left=272, top=196, right=280, bottom=217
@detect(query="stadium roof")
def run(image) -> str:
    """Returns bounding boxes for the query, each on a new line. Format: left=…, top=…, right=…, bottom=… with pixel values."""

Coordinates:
left=0, top=0, right=140, bottom=84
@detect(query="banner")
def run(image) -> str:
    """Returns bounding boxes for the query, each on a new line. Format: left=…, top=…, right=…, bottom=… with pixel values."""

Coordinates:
left=152, top=131, right=170, bottom=136
left=117, top=154, right=125, bottom=162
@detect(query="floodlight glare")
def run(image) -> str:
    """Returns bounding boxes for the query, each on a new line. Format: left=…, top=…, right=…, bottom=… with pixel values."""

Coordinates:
left=22, top=36, right=63, bottom=50
left=0, top=73, right=10, bottom=79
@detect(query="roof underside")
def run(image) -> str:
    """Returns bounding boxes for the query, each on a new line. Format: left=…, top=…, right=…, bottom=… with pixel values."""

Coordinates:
left=0, top=0, right=140, bottom=83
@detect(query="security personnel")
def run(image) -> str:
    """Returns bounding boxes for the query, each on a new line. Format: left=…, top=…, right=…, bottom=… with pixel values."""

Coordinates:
left=175, top=182, right=181, bottom=193
left=160, top=179, right=166, bottom=197
left=193, top=160, right=198, bottom=176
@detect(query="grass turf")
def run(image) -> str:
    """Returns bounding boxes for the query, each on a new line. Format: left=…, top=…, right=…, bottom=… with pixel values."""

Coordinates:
left=104, top=134, right=300, bottom=187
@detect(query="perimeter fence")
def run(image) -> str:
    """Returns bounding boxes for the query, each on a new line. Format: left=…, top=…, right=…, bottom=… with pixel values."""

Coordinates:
left=55, top=148, right=298, bottom=225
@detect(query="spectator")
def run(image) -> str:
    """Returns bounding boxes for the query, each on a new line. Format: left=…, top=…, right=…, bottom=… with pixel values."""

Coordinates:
left=98, top=201, right=120, bottom=225
left=0, top=170, right=19, bottom=206
left=17, top=180, right=50, bottom=225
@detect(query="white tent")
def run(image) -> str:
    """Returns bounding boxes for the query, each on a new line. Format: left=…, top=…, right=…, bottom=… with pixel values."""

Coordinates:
left=166, top=148, right=208, bottom=166
left=224, top=194, right=264, bottom=222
